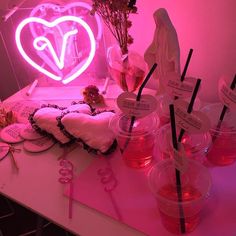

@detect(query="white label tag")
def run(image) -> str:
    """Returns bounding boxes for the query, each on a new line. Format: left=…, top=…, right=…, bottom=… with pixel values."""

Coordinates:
left=117, top=92, right=157, bottom=117
left=218, top=77, right=236, bottom=110
left=174, top=100, right=210, bottom=133
left=163, top=72, right=196, bottom=98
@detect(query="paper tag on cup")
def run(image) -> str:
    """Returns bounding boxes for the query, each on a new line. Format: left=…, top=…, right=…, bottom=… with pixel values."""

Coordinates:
left=163, top=73, right=196, bottom=98
left=173, top=144, right=188, bottom=173
left=174, top=100, right=210, bottom=133
left=20, top=123, right=43, bottom=140
left=117, top=92, right=157, bottom=117
left=0, top=123, right=25, bottom=143
left=218, top=77, right=236, bottom=110
left=23, top=137, right=55, bottom=152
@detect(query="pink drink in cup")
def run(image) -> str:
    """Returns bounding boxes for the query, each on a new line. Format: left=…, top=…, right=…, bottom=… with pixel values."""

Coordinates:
left=157, top=124, right=211, bottom=163
left=201, top=103, right=236, bottom=165
left=148, top=159, right=211, bottom=234
left=110, top=113, right=159, bottom=168
left=107, top=45, right=146, bottom=92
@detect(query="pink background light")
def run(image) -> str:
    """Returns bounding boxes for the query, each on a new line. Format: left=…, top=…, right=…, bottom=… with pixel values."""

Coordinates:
left=128, top=0, right=236, bottom=101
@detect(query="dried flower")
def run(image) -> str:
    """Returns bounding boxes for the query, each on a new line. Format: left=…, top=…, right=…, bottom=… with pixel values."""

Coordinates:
left=91, top=0, right=137, bottom=55
left=0, top=108, right=17, bottom=128
left=83, top=85, right=105, bottom=105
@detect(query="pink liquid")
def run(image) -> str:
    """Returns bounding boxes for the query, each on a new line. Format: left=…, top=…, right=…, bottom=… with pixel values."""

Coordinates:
left=118, top=134, right=155, bottom=168
left=109, top=65, right=145, bottom=92
left=159, top=116, right=170, bottom=127
left=207, top=130, right=236, bottom=166
left=158, top=184, right=202, bottom=234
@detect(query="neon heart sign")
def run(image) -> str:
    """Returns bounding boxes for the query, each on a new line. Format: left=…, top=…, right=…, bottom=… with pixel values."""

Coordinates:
left=15, top=3, right=99, bottom=84
left=29, top=2, right=102, bottom=42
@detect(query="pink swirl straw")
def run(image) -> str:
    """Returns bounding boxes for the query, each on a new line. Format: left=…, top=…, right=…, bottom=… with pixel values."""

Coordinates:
left=97, top=159, right=122, bottom=221
left=58, top=159, right=74, bottom=219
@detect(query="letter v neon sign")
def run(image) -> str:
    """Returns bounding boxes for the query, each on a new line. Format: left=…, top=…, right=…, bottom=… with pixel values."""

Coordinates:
left=15, top=16, right=96, bottom=84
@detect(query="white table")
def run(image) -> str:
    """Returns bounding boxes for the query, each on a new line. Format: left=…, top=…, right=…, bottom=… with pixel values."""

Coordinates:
left=0, top=85, right=236, bottom=236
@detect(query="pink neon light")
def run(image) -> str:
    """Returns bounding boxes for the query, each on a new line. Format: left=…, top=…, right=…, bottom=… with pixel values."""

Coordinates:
left=33, top=29, right=78, bottom=70
left=15, top=16, right=96, bottom=84
left=30, top=2, right=102, bottom=41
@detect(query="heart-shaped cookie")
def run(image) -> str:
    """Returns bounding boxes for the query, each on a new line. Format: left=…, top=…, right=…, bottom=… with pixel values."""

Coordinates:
left=30, top=103, right=92, bottom=144
left=117, top=92, right=157, bottom=118
left=61, top=111, right=116, bottom=154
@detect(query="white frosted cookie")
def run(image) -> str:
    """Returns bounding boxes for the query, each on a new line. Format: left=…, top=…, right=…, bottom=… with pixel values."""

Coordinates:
left=31, top=103, right=92, bottom=144
left=67, top=103, right=92, bottom=114
left=23, top=137, right=56, bottom=152
left=61, top=111, right=116, bottom=153
left=33, top=107, right=69, bottom=144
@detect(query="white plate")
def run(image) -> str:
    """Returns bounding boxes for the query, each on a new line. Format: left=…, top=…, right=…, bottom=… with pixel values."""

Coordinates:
left=23, top=137, right=56, bottom=152
left=20, top=123, right=43, bottom=140
left=0, top=123, right=25, bottom=143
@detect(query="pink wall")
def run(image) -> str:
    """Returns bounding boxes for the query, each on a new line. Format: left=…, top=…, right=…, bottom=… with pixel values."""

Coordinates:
left=129, top=0, right=236, bottom=102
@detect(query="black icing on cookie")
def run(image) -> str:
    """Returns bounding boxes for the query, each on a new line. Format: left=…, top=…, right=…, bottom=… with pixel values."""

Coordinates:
left=29, top=104, right=66, bottom=142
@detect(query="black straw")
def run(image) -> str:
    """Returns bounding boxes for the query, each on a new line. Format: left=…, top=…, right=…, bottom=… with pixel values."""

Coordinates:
left=175, top=48, right=193, bottom=100
left=120, top=63, right=158, bottom=153
left=212, top=74, right=236, bottom=143
left=181, top=49, right=193, bottom=82
left=178, top=78, right=201, bottom=142
left=137, top=63, right=158, bottom=101
left=169, top=104, right=186, bottom=234
left=219, top=74, right=236, bottom=121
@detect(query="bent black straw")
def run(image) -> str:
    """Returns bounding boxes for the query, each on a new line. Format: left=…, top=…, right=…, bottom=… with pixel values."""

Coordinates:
left=174, top=48, right=193, bottom=100
left=181, top=48, right=193, bottom=82
left=120, top=63, right=158, bottom=153
left=212, top=74, right=236, bottom=142
left=169, top=104, right=186, bottom=233
left=219, top=74, right=236, bottom=122
left=178, top=78, right=201, bottom=142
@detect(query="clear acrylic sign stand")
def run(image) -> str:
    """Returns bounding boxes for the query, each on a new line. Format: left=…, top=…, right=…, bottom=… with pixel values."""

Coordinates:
left=0, top=0, right=109, bottom=101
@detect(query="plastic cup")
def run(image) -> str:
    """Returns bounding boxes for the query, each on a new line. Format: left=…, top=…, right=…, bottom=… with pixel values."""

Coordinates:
left=201, top=103, right=236, bottom=166
left=156, top=93, right=201, bottom=127
left=109, top=113, right=159, bottom=168
left=157, top=124, right=212, bottom=163
left=148, top=159, right=212, bottom=234
left=156, top=93, right=173, bottom=126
